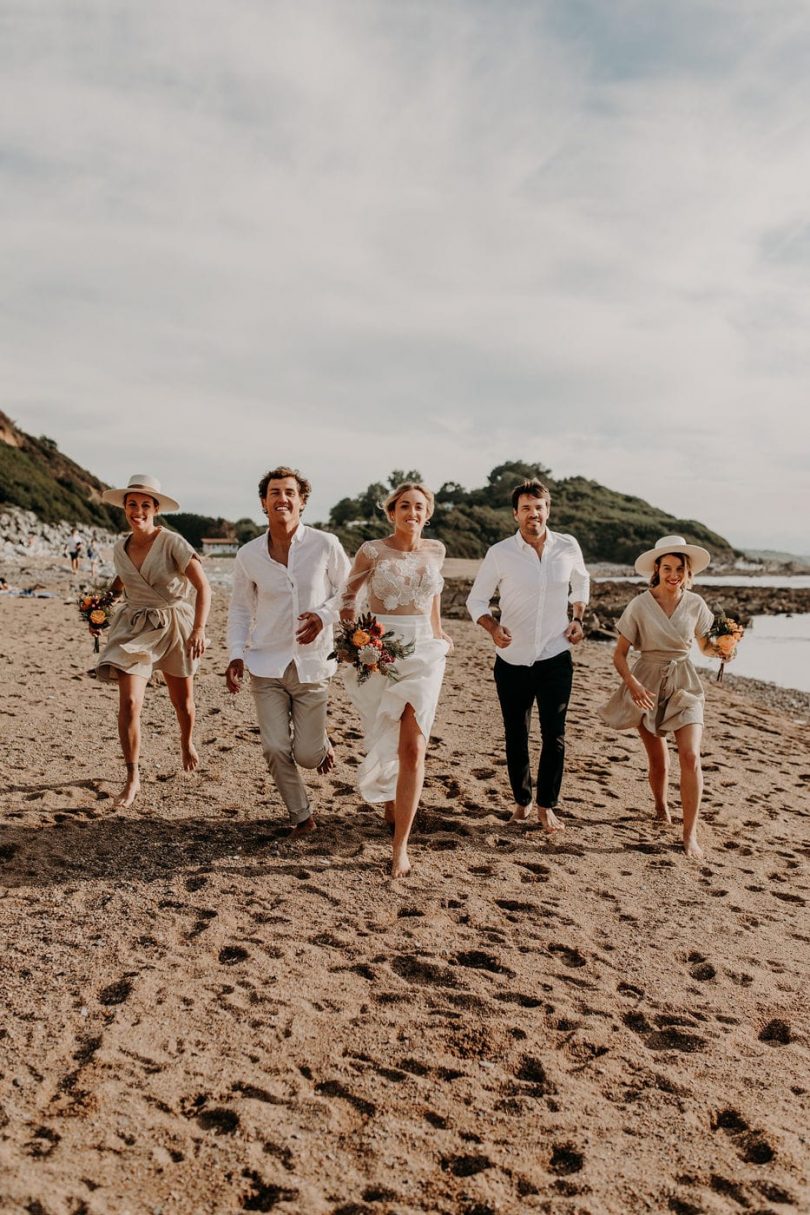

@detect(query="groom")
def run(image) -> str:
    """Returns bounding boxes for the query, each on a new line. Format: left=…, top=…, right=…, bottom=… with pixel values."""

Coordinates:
left=226, top=467, right=351, bottom=835
left=466, top=479, right=589, bottom=831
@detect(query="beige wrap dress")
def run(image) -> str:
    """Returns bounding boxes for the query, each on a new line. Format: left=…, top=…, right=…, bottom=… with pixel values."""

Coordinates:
left=97, top=529, right=200, bottom=683
left=598, top=589, right=714, bottom=736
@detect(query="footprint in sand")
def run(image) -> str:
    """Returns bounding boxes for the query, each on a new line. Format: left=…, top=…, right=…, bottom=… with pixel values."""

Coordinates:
left=98, top=977, right=133, bottom=1006
left=758, top=1019, right=791, bottom=1045
left=240, top=1172, right=298, bottom=1211
left=711, top=1108, right=776, bottom=1164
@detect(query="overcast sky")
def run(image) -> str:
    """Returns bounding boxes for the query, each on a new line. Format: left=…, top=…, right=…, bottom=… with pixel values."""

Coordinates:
left=2, top=0, right=809, bottom=552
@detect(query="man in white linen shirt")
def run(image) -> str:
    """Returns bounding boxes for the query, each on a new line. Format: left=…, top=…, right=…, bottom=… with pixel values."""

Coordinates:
left=466, top=479, right=589, bottom=832
left=226, top=466, right=351, bottom=836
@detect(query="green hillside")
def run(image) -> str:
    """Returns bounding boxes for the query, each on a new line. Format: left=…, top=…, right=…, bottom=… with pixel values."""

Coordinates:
left=0, top=411, right=123, bottom=530
left=318, top=461, right=738, bottom=563
left=0, top=411, right=263, bottom=548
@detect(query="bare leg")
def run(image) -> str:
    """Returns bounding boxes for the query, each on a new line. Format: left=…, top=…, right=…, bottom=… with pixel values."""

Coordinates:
left=536, top=805, right=565, bottom=832
left=637, top=721, right=671, bottom=822
left=164, top=673, right=199, bottom=771
left=508, top=802, right=533, bottom=824
left=391, top=704, right=427, bottom=878
left=384, top=800, right=395, bottom=827
left=289, top=815, right=317, bottom=838
left=675, top=723, right=704, bottom=858
left=115, top=673, right=148, bottom=806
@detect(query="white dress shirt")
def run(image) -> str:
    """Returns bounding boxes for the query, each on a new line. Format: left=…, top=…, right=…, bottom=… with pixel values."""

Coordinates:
left=227, top=525, right=351, bottom=681
left=466, top=529, right=590, bottom=666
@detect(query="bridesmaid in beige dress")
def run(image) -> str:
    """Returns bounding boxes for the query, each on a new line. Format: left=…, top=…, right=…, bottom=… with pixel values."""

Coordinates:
left=599, top=535, right=725, bottom=859
left=95, top=474, right=211, bottom=808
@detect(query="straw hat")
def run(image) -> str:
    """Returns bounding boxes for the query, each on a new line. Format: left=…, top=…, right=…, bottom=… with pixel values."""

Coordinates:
left=634, top=534, right=711, bottom=577
left=101, top=474, right=180, bottom=513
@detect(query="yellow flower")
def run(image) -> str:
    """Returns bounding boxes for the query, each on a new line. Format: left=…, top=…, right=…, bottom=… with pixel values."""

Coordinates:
left=89, top=609, right=107, bottom=625
left=82, top=597, right=93, bottom=609
left=352, top=629, right=371, bottom=647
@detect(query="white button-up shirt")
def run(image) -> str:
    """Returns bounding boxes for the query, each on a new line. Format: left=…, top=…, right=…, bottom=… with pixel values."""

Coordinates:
left=227, top=525, right=351, bottom=682
left=466, top=529, right=589, bottom=666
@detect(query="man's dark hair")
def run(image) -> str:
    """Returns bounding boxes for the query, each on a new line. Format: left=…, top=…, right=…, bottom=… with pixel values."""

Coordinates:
left=511, top=480, right=551, bottom=511
left=258, top=466, right=312, bottom=505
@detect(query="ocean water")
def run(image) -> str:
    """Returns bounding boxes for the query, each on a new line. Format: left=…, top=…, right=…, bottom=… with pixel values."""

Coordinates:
left=692, top=614, right=810, bottom=695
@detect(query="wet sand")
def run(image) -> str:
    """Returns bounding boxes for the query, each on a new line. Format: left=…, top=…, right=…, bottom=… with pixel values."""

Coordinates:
left=1, top=579, right=809, bottom=1214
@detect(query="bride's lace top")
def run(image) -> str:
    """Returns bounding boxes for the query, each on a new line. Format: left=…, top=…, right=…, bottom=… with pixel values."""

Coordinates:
left=341, top=538, right=445, bottom=616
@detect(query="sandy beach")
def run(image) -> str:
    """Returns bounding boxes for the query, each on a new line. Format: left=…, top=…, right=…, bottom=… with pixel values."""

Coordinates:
left=1, top=573, right=809, bottom=1215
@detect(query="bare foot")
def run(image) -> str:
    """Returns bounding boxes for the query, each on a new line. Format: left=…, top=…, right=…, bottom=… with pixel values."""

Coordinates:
left=508, top=803, right=533, bottom=825
left=114, top=774, right=140, bottom=808
left=391, top=846, right=411, bottom=879
left=289, top=815, right=317, bottom=838
left=182, top=743, right=199, bottom=772
left=317, top=745, right=335, bottom=775
left=683, top=835, right=703, bottom=860
left=654, top=805, right=672, bottom=824
left=537, top=806, right=565, bottom=833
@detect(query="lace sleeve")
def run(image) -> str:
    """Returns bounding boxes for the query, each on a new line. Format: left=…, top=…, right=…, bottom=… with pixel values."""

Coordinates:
left=339, top=542, right=377, bottom=614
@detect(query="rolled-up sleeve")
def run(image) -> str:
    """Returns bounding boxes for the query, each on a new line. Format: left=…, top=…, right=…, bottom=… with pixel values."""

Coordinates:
left=227, top=556, right=256, bottom=661
left=315, top=537, right=352, bottom=626
left=466, top=549, right=500, bottom=623
left=568, top=539, right=590, bottom=606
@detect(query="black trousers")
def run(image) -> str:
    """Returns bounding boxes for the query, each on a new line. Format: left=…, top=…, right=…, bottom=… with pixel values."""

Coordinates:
left=493, top=649, right=573, bottom=809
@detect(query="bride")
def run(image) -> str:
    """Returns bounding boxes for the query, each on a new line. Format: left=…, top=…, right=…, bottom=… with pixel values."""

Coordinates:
left=340, top=482, right=452, bottom=877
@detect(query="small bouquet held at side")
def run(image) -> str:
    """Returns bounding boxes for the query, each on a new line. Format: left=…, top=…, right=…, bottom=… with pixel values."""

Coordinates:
left=330, top=612, right=415, bottom=683
left=77, top=588, right=118, bottom=652
left=708, top=610, right=745, bottom=682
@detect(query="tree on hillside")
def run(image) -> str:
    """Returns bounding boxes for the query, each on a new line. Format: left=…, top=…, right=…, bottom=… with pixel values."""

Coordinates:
left=314, top=462, right=737, bottom=561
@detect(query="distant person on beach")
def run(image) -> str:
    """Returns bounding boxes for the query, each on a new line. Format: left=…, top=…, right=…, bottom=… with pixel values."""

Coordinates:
left=67, top=527, right=83, bottom=574
left=340, top=482, right=452, bottom=878
left=226, top=467, right=351, bottom=837
left=86, top=534, right=100, bottom=579
left=467, top=480, right=588, bottom=832
left=598, top=536, right=722, bottom=859
left=94, top=474, right=211, bottom=808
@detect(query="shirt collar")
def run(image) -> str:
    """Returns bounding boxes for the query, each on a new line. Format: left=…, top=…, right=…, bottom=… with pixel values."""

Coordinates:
left=514, top=527, right=553, bottom=552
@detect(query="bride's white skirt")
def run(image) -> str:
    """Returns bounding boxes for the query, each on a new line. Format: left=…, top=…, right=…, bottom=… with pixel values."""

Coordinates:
left=343, top=614, right=448, bottom=804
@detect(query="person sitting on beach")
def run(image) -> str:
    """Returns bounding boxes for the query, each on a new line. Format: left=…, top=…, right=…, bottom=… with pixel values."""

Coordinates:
left=226, top=467, right=351, bottom=837
left=598, top=535, right=725, bottom=859
left=95, top=474, right=211, bottom=808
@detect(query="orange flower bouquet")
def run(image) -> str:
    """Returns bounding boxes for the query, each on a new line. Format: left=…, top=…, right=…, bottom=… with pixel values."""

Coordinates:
left=77, top=588, right=118, bottom=652
left=330, top=611, right=415, bottom=684
left=708, top=611, right=745, bottom=682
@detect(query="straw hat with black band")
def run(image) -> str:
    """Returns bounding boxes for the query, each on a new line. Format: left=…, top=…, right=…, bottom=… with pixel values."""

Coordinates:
left=634, top=534, right=711, bottom=577
left=101, top=474, right=180, bottom=514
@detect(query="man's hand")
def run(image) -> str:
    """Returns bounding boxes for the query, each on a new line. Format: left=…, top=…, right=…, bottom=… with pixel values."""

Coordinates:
left=564, top=619, right=585, bottom=645
left=296, top=612, right=324, bottom=645
left=477, top=614, right=512, bottom=649
left=225, top=659, right=244, bottom=694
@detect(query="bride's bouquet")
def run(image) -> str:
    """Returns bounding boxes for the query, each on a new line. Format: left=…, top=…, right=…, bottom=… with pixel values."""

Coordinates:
left=77, top=587, right=118, bottom=653
left=708, top=611, right=745, bottom=682
left=330, top=612, right=415, bottom=683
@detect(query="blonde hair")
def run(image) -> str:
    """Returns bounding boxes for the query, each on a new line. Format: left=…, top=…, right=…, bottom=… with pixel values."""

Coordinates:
left=650, top=552, right=693, bottom=589
left=383, top=482, right=435, bottom=519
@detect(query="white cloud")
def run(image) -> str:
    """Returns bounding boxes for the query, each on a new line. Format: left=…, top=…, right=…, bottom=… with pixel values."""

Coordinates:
left=1, top=0, right=809, bottom=551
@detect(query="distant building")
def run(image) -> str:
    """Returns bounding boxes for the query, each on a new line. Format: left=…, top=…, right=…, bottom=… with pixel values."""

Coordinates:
left=201, top=537, right=239, bottom=556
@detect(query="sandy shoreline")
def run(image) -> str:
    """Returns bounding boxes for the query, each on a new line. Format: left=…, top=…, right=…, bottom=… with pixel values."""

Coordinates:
left=1, top=582, right=809, bottom=1214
